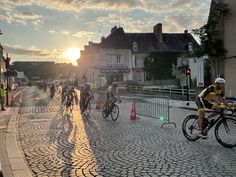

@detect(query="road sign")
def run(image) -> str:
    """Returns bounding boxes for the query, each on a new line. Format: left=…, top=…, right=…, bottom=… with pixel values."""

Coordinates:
left=17, top=71, right=24, bottom=78
left=180, top=76, right=187, bottom=86
left=197, top=58, right=204, bottom=87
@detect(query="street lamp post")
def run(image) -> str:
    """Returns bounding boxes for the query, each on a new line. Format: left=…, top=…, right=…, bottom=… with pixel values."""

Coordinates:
left=5, top=53, right=10, bottom=106
left=0, top=30, right=2, bottom=85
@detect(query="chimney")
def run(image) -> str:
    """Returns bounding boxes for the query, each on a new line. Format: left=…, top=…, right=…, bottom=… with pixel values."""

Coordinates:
left=184, top=30, right=188, bottom=34
left=154, top=23, right=163, bottom=43
left=111, top=26, right=118, bottom=33
left=101, top=36, right=105, bottom=42
left=88, top=41, right=93, bottom=46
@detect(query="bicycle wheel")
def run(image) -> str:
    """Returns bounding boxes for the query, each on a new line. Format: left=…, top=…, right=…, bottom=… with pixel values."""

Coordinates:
left=182, top=115, right=200, bottom=141
left=70, top=101, right=74, bottom=113
left=85, top=102, right=91, bottom=115
left=215, top=117, right=236, bottom=148
left=111, top=104, right=119, bottom=121
left=102, top=104, right=108, bottom=118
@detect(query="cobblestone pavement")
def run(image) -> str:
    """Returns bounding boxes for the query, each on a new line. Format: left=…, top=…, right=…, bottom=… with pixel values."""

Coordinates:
left=17, top=99, right=236, bottom=177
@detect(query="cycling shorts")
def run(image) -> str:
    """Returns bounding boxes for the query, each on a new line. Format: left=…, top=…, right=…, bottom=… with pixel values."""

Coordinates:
left=196, top=97, right=213, bottom=110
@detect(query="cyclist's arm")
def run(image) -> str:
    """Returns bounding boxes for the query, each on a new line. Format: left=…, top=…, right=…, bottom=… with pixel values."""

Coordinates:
left=220, top=97, right=231, bottom=108
left=89, top=90, right=94, bottom=98
left=115, top=88, right=120, bottom=100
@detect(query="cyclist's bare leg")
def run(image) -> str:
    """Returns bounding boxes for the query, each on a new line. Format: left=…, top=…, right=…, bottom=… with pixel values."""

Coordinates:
left=207, top=104, right=221, bottom=119
left=197, top=109, right=205, bottom=133
left=104, top=95, right=110, bottom=112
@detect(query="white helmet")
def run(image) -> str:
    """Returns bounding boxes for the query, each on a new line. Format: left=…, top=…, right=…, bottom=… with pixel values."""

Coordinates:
left=215, top=78, right=225, bottom=84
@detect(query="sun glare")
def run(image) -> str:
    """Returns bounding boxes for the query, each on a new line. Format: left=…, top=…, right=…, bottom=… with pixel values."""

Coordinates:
left=63, top=48, right=80, bottom=61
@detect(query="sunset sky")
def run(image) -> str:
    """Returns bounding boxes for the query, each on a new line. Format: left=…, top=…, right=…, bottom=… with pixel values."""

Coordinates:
left=0, top=0, right=211, bottom=66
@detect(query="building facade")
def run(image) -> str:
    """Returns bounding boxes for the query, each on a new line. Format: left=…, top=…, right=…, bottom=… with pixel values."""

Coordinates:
left=208, top=0, right=236, bottom=96
left=222, top=0, right=236, bottom=96
left=0, top=44, right=6, bottom=84
left=77, top=24, right=197, bottom=88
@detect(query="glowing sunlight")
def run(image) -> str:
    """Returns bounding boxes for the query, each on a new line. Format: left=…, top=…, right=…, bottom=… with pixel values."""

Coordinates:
left=63, top=48, right=80, bottom=61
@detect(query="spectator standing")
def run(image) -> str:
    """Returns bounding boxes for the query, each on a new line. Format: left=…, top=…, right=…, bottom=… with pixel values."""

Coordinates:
left=0, top=84, right=6, bottom=111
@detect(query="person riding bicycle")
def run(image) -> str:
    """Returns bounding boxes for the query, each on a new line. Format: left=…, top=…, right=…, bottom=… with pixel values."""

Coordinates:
left=80, top=83, right=93, bottom=111
left=66, top=87, right=77, bottom=107
left=50, top=83, right=56, bottom=98
left=61, top=85, right=68, bottom=104
left=196, top=77, right=231, bottom=138
left=104, top=82, right=120, bottom=113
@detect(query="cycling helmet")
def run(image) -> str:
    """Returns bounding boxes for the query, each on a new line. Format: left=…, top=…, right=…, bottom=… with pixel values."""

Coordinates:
left=112, top=82, right=118, bottom=87
left=85, top=82, right=91, bottom=88
left=215, top=78, right=225, bottom=84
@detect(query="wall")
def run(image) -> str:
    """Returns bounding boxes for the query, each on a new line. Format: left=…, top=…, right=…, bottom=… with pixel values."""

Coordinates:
left=223, top=0, right=236, bottom=96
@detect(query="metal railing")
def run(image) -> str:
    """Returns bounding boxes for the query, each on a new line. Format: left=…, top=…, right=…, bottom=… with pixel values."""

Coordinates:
left=128, top=86, right=195, bottom=96
left=97, top=91, right=176, bottom=127
left=134, top=95, right=176, bottom=127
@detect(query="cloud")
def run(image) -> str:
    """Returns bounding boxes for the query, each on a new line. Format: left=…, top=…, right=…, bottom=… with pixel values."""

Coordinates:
left=2, top=44, right=59, bottom=58
left=0, top=0, right=211, bottom=14
left=0, top=6, right=43, bottom=25
left=73, top=31, right=94, bottom=39
left=48, top=30, right=56, bottom=33
left=0, top=0, right=211, bottom=33
left=61, top=30, right=70, bottom=35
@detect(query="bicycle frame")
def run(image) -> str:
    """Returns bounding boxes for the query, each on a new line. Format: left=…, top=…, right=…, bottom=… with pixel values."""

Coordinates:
left=204, top=109, right=234, bottom=131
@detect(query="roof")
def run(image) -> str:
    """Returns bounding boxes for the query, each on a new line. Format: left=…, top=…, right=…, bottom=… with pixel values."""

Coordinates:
left=99, top=27, right=198, bottom=53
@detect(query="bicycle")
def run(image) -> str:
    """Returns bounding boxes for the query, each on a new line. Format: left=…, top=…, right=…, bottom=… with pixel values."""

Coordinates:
left=80, top=97, right=91, bottom=116
left=65, top=93, right=74, bottom=113
left=102, top=98, right=120, bottom=121
left=61, top=90, right=68, bottom=106
left=182, top=108, right=236, bottom=148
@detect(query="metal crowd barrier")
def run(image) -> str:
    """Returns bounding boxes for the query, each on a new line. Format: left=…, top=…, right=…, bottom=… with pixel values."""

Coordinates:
left=97, top=91, right=176, bottom=127
left=134, top=95, right=176, bottom=127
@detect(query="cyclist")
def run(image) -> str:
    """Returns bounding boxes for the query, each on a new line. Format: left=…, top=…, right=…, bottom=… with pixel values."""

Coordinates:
left=196, top=77, right=231, bottom=138
left=80, top=83, right=93, bottom=111
left=66, top=87, right=77, bottom=108
left=61, top=85, right=68, bottom=104
left=104, top=82, right=120, bottom=113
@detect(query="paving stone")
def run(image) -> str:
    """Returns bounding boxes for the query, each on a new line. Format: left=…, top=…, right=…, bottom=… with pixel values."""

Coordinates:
left=14, top=102, right=236, bottom=177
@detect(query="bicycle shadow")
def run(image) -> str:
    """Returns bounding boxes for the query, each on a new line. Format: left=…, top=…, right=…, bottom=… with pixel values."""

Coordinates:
left=47, top=109, right=75, bottom=176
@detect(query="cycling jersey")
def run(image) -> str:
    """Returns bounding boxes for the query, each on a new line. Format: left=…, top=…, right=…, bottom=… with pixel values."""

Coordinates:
left=107, top=86, right=118, bottom=97
left=198, top=84, right=224, bottom=102
left=197, top=84, right=225, bottom=110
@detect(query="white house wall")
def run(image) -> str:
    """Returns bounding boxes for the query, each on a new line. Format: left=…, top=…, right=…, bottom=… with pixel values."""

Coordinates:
left=223, top=0, right=236, bottom=96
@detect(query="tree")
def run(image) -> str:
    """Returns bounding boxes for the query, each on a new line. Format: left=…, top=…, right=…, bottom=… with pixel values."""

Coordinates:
left=144, top=52, right=179, bottom=80
left=193, top=2, right=230, bottom=78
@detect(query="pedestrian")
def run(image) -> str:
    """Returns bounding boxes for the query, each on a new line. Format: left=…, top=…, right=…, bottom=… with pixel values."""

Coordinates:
left=0, top=84, right=6, bottom=111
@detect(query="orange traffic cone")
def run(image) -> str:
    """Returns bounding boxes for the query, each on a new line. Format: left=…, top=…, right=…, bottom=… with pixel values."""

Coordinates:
left=10, top=96, right=15, bottom=106
left=95, top=95, right=100, bottom=110
left=130, top=97, right=137, bottom=120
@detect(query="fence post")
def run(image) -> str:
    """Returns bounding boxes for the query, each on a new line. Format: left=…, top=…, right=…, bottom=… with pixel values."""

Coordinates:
left=161, top=98, right=176, bottom=128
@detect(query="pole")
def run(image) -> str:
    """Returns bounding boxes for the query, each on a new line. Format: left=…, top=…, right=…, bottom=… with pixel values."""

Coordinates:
left=186, top=75, right=189, bottom=106
left=6, top=75, right=9, bottom=106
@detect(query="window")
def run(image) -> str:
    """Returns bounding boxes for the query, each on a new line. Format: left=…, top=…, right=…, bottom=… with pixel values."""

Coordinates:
left=132, top=41, right=138, bottom=52
left=117, top=55, right=120, bottom=63
left=135, top=56, right=138, bottom=67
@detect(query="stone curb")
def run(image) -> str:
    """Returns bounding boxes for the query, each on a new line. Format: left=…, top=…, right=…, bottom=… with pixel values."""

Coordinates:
left=6, top=108, right=32, bottom=177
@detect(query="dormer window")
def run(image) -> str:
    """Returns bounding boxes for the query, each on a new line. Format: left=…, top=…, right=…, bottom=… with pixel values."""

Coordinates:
left=132, top=41, right=138, bottom=52
left=188, top=42, right=193, bottom=52
left=184, top=42, right=193, bottom=52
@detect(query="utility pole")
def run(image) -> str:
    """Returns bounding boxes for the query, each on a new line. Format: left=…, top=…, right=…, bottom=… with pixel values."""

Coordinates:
left=5, top=53, right=11, bottom=106
left=184, top=67, right=191, bottom=105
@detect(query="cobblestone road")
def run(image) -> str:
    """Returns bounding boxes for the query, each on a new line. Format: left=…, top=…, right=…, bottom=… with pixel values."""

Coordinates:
left=17, top=98, right=236, bottom=177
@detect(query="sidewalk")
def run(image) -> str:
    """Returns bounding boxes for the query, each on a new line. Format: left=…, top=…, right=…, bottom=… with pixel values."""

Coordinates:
left=0, top=86, right=31, bottom=177
left=169, top=99, right=197, bottom=111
